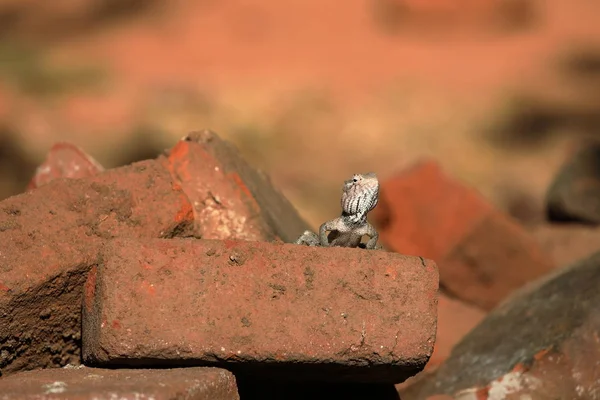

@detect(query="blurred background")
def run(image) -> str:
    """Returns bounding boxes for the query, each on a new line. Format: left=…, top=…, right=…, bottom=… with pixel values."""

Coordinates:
left=1, top=0, right=599, bottom=228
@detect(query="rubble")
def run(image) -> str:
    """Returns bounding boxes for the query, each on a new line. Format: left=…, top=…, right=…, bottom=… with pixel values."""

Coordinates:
left=371, top=160, right=555, bottom=311
left=2, top=131, right=599, bottom=399
left=0, top=366, right=239, bottom=400
left=405, top=250, right=600, bottom=399
left=0, top=160, right=194, bottom=376
left=158, top=130, right=311, bottom=243
left=82, top=237, right=438, bottom=383
left=27, top=142, right=104, bottom=190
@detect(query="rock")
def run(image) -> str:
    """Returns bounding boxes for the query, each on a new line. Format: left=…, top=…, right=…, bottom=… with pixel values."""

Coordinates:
left=0, top=365, right=239, bottom=399
left=371, top=160, right=554, bottom=311
left=0, top=160, right=194, bottom=376
left=27, top=142, right=104, bottom=190
left=159, top=130, right=311, bottom=243
left=546, top=142, right=600, bottom=224
left=82, top=238, right=439, bottom=383
left=406, top=250, right=600, bottom=399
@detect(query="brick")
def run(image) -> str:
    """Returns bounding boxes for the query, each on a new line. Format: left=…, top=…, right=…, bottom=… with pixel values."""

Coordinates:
left=371, top=160, right=555, bottom=310
left=27, top=142, right=104, bottom=190
left=158, top=130, right=311, bottom=243
left=545, top=140, right=600, bottom=224
left=82, top=238, right=439, bottom=383
left=0, top=160, right=194, bottom=376
left=0, top=366, right=239, bottom=400
left=409, top=250, right=600, bottom=399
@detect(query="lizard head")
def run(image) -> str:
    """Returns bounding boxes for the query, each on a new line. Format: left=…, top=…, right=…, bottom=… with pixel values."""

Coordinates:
left=341, top=172, right=379, bottom=216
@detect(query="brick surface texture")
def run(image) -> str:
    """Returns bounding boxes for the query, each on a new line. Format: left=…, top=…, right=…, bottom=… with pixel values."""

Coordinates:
left=158, top=130, right=311, bottom=243
left=0, top=160, right=194, bottom=376
left=371, top=160, right=555, bottom=310
left=82, top=238, right=439, bottom=383
left=0, top=366, right=239, bottom=400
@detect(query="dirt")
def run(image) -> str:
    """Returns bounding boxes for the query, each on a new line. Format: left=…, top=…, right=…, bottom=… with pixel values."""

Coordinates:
left=1, top=0, right=600, bottom=227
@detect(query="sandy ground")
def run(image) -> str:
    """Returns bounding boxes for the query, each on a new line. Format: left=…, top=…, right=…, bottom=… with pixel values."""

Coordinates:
left=1, top=0, right=600, bottom=227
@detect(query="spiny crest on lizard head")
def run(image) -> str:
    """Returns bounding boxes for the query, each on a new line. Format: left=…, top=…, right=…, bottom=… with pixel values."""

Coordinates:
left=341, top=172, right=379, bottom=218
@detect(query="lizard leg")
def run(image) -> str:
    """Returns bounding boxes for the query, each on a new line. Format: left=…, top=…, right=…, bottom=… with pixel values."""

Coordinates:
left=295, top=230, right=320, bottom=246
left=319, top=218, right=343, bottom=247
left=363, top=223, right=380, bottom=250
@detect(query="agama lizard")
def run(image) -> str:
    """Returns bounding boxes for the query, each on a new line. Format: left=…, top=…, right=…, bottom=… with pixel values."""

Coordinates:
left=295, top=172, right=380, bottom=249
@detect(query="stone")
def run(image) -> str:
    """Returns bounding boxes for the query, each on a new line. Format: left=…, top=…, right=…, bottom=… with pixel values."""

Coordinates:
left=27, top=142, right=104, bottom=190
left=0, top=160, right=194, bottom=376
left=406, top=250, right=600, bottom=399
left=82, top=238, right=439, bottom=383
left=0, top=365, right=239, bottom=400
left=546, top=141, right=600, bottom=224
left=158, top=130, right=311, bottom=243
left=371, top=159, right=555, bottom=310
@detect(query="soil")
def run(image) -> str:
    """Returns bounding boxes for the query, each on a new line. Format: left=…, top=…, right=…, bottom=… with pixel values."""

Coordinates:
left=1, top=0, right=600, bottom=226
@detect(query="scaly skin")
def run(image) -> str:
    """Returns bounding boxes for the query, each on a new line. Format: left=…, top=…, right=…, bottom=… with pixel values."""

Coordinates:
left=295, top=172, right=380, bottom=249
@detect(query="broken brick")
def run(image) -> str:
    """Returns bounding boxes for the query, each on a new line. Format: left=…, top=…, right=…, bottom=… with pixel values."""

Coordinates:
left=82, top=238, right=439, bottom=384
left=158, top=130, right=311, bottom=243
left=408, top=250, right=600, bottom=399
left=0, top=160, right=194, bottom=376
left=27, top=142, right=104, bottom=190
left=371, top=160, right=555, bottom=310
left=0, top=366, right=239, bottom=400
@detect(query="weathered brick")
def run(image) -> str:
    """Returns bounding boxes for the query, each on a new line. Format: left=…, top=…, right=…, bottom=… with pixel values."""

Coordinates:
left=159, top=130, right=311, bottom=243
left=0, top=366, right=239, bottom=400
left=409, top=250, right=600, bottom=399
left=371, top=160, right=555, bottom=310
left=0, top=160, right=194, bottom=376
left=82, top=238, right=439, bottom=383
left=27, top=142, right=104, bottom=190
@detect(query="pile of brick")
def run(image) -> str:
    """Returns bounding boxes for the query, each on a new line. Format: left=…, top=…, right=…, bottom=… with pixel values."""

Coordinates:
left=2, top=130, right=599, bottom=399
left=0, top=131, right=439, bottom=399
left=370, top=147, right=600, bottom=399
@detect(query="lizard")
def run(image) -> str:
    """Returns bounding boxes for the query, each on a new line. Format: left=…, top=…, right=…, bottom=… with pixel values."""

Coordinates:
left=295, top=172, right=380, bottom=249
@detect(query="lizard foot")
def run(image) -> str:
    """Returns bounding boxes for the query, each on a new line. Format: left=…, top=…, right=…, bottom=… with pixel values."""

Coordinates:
left=295, top=230, right=321, bottom=246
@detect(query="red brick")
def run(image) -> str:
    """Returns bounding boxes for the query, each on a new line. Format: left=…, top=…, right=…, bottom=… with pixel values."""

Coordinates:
left=158, top=130, right=311, bottom=243
left=27, top=142, right=104, bottom=190
left=0, top=366, right=239, bottom=400
left=82, top=238, right=439, bottom=383
left=371, top=160, right=555, bottom=310
left=409, top=250, right=600, bottom=399
left=0, top=160, right=194, bottom=376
